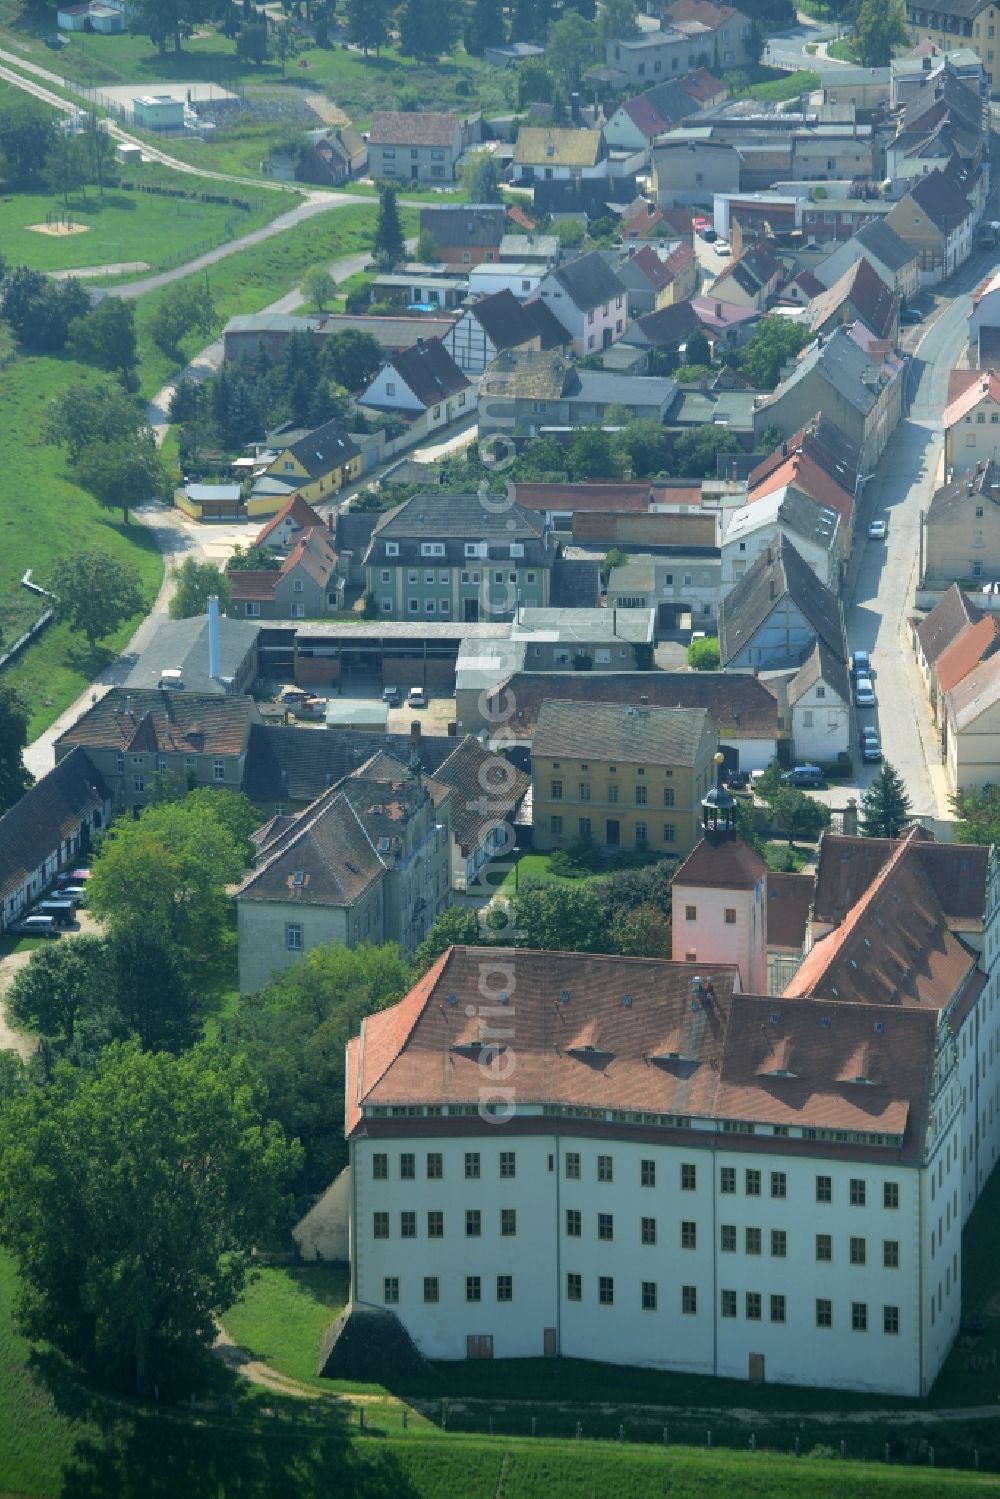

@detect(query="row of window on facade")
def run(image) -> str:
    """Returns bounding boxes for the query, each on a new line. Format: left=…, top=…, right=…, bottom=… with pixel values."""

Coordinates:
left=547, top=816, right=676, bottom=842
left=379, top=1273, right=901, bottom=1332
left=372, top=1205, right=903, bottom=1268
left=371, top=1151, right=901, bottom=1206
left=117, top=751, right=226, bottom=784
left=550, top=780, right=678, bottom=805
left=286, top=897, right=381, bottom=949
left=380, top=569, right=537, bottom=585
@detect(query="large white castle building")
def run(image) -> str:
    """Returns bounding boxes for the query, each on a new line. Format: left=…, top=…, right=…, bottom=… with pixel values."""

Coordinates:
left=342, top=776, right=1000, bottom=1396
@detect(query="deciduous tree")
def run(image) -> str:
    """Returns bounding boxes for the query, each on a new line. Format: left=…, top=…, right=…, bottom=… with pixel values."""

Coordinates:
left=0, top=1041, right=301, bottom=1393
left=73, top=433, right=163, bottom=523
left=737, top=316, right=812, bottom=389
left=302, top=265, right=335, bottom=311
left=598, top=0, right=638, bottom=44
left=148, top=280, right=215, bottom=359
left=168, top=557, right=232, bottom=620
left=6, top=936, right=106, bottom=1046
left=0, top=98, right=54, bottom=183
left=855, top=0, right=908, bottom=67
left=0, top=685, right=33, bottom=816
left=673, top=423, right=740, bottom=478
left=951, top=784, right=1000, bottom=844
left=46, top=381, right=149, bottom=463
left=546, top=10, right=596, bottom=93
left=568, top=426, right=622, bottom=480
left=49, top=549, right=146, bottom=661
left=346, top=0, right=392, bottom=54
left=69, top=298, right=138, bottom=381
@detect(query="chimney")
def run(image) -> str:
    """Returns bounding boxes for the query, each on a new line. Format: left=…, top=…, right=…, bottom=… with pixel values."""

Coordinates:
left=781, top=441, right=788, bottom=456
left=410, top=719, right=422, bottom=744
left=208, top=594, right=221, bottom=681
left=416, top=336, right=425, bottom=351
left=715, top=301, right=722, bottom=318
left=769, top=579, right=777, bottom=600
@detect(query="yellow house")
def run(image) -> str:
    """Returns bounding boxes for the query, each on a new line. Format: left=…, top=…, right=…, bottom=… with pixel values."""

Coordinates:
left=905, top=0, right=997, bottom=91
left=531, top=698, right=717, bottom=859
left=251, top=415, right=363, bottom=518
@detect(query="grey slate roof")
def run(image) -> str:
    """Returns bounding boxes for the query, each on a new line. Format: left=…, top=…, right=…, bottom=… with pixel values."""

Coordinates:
left=432, top=736, right=530, bottom=854
left=914, top=583, right=984, bottom=667
left=551, top=556, right=601, bottom=607
left=534, top=698, right=709, bottom=765
left=0, top=748, right=110, bottom=906
left=787, top=638, right=851, bottom=707
left=487, top=670, right=781, bottom=740
left=926, top=459, right=1000, bottom=526
left=851, top=218, right=919, bottom=273
left=419, top=203, right=505, bottom=248
left=366, top=491, right=554, bottom=570
left=124, top=614, right=259, bottom=695
left=719, top=534, right=846, bottom=667
left=241, top=723, right=455, bottom=805
left=284, top=416, right=361, bottom=476
left=55, top=689, right=258, bottom=758
left=761, top=325, right=895, bottom=418
left=544, top=250, right=627, bottom=313
left=236, top=783, right=385, bottom=907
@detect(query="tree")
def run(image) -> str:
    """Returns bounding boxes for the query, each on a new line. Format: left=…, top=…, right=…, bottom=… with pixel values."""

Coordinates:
left=236, top=21, right=270, bottom=65
left=73, top=434, right=163, bottom=523
left=673, top=423, right=739, bottom=478
left=302, top=265, right=335, bottom=311
left=737, top=316, right=812, bottom=390
left=228, top=541, right=281, bottom=572
left=222, top=943, right=413, bottom=1195
left=102, top=926, right=200, bottom=1054
left=568, top=426, right=622, bottom=480
left=769, top=788, right=831, bottom=844
left=168, top=558, right=232, bottom=620
left=546, top=10, right=596, bottom=93
left=148, top=280, right=214, bottom=359
left=951, top=784, right=1000, bottom=845
left=88, top=797, right=250, bottom=960
left=510, top=880, right=612, bottom=952
left=517, top=55, right=554, bottom=107
left=45, top=381, right=149, bottom=464
left=129, top=0, right=189, bottom=55
left=0, top=267, right=89, bottom=353
left=49, top=549, right=145, bottom=661
left=598, top=0, right=638, bottom=44
left=44, top=131, right=86, bottom=206
left=855, top=0, right=908, bottom=66
left=6, top=937, right=105, bottom=1047
left=512, top=0, right=553, bottom=40
left=612, top=418, right=671, bottom=477
left=468, top=0, right=505, bottom=51
left=84, top=111, right=115, bottom=197
left=600, top=858, right=674, bottom=922
left=0, top=1041, right=301, bottom=1393
left=552, top=215, right=585, bottom=248
left=757, top=423, right=784, bottom=454
left=685, top=328, right=711, bottom=369
left=610, top=901, right=671, bottom=957
left=68, top=298, right=138, bottom=381
left=414, top=227, right=438, bottom=262
left=0, top=98, right=54, bottom=183
left=687, top=636, right=721, bottom=670
left=347, top=0, right=391, bottom=54
left=859, top=761, right=912, bottom=839
left=459, top=149, right=501, bottom=203
left=373, top=182, right=405, bottom=267
left=398, top=0, right=461, bottom=56
left=414, top=905, right=484, bottom=973
left=602, top=546, right=628, bottom=582
left=0, top=684, right=33, bottom=816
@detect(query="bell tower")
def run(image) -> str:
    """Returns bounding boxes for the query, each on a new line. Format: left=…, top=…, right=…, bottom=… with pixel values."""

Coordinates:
left=670, top=753, right=769, bottom=993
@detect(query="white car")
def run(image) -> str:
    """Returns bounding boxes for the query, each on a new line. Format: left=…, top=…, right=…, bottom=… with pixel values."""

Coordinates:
left=714, top=239, right=732, bottom=257
left=868, top=519, right=887, bottom=540
left=854, top=675, right=876, bottom=708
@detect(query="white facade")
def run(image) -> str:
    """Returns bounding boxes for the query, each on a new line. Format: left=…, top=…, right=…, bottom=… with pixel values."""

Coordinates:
left=721, top=501, right=839, bottom=591
left=360, top=364, right=471, bottom=435
left=537, top=271, right=626, bottom=357
left=469, top=264, right=544, bottom=301
left=671, top=872, right=767, bottom=995
left=790, top=677, right=851, bottom=765
left=350, top=1126, right=950, bottom=1395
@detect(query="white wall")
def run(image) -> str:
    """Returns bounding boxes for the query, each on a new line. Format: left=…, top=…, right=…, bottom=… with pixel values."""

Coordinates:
left=295, top=1168, right=352, bottom=1261
left=791, top=684, right=851, bottom=765
left=671, top=876, right=766, bottom=994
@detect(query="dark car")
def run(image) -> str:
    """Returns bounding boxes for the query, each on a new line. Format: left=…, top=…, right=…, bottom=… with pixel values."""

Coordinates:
left=727, top=769, right=750, bottom=791
left=900, top=307, right=924, bottom=326
left=700, top=226, right=718, bottom=243
left=781, top=765, right=824, bottom=788
left=36, top=899, right=77, bottom=927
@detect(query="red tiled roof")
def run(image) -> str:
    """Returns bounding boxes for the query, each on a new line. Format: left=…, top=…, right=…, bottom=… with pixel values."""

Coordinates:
left=348, top=946, right=936, bottom=1156
left=255, top=493, right=325, bottom=547
left=935, top=614, right=1000, bottom=694
left=944, top=369, right=1000, bottom=429
left=507, top=203, right=537, bottom=231
left=748, top=452, right=855, bottom=530
left=621, top=93, right=670, bottom=139
left=667, top=0, right=737, bottom=27
left=681, top=67, right=726, bottom=103
left=673, top=835, right=768, bottom=891
left=767, top=871, right=813, bottom=952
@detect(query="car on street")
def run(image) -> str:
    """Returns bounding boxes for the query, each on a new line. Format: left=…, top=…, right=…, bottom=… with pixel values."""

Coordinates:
left=714, top=239, right=732, bottom=257
left=854, top=674, right=876, bottom=708
left=860, top=726, right=883, bottom=762
left=900, top=306, right=924, bottom=326
left=12, top=914, right=61, bottom=938
left=868, top=519, right=887, bottom=540
left=781, top=765, right=824, bottom=788
left=850, top=649, right=871, bottom=678
left=699, top=225, right=717, bottom=243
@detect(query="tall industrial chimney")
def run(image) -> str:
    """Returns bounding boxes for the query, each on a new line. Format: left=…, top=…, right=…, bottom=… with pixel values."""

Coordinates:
left=208, top=594, right=221, bottom=681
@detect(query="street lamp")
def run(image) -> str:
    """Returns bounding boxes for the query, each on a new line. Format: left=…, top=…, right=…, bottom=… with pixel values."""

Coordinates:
left=512, top=846, right=521, bottom=894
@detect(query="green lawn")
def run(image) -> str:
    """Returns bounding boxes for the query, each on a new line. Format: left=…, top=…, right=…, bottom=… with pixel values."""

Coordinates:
left=221, top=1261, right=350, bottom=1389
left=827, top=37, right=860, bottom=61
left=763, top=841, right=814, bottom=873
left=0, top=179, right=291, bottom=275
left=0, top=354, right=163, bottom=738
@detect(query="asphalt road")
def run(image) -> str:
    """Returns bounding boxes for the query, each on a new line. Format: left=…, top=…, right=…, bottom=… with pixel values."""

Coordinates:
left=761, top=22, right=847, bottom=73
left=818, top=254, right=993, bottom=825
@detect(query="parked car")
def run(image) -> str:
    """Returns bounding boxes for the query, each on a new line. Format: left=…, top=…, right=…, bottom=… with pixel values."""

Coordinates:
left=12, top=914, right=60, bottom=938
left=727, top=769, right=750, bottom=791
left=36, top=899, right=77, bottom=927
left=714, top=239, right=732, bottom=257
left=900, top=306, right=924, bottom=326
left=58, top=885, right=87, bottom=905
left=868, top=519, right=887, bottom=540
left=854, top=674, right=876, bottom=708
left=781, top=765, right=824, bottom=788
left=699, top=226, right=717, bottom=243
left=860, top=726, right=883, bottom=763
left=850, top=649, right=871, bottom=678
left=382, top=685, right=401, bottom=706
left=407, top=686, right=427, bottom=708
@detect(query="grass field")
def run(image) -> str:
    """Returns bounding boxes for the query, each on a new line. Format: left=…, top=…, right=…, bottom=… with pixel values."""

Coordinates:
left=221, top=1262, right=350, bottom=1388
left=0, top=354, right=163, bottom=737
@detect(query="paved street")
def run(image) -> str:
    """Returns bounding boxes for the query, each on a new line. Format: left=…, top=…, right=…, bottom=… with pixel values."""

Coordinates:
left=817, top=254, right=994, bottom=825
